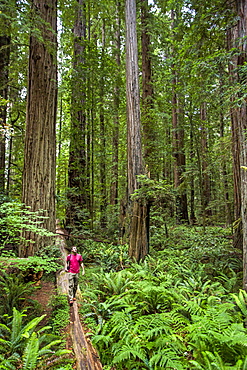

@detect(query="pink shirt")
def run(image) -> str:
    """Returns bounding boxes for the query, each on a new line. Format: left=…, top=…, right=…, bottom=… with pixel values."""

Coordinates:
left=67, top=253, right=83, bottom=274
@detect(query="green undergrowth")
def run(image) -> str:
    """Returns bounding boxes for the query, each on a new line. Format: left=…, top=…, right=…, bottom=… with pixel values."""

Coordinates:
left=78, top=225, right=244, bottom=370
left=0, top=272, right=73, bottom=369
left=48, top=294, right=70, bottom=335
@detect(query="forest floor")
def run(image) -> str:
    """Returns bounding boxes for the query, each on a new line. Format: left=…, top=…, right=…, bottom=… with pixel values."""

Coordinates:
left=32, top=280, right=55, bottom=322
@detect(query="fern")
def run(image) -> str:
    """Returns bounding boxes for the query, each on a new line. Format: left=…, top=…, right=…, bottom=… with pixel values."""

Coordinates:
left=149, top=348, right=185, bottom=370
left=90, top=269, right=134, bottom=298
left=232, top=290, right=247, bottom=319
left=135, top=313, right=173, bottom=339
left=0, top=354, right=17, bottom=370
left=0, top=308, right=71, bottom=369
left=22, top=332, right=39, bottom=370
left=112, top=342, right=147, bottom=365
left=0, top=273, right=37, bottom=321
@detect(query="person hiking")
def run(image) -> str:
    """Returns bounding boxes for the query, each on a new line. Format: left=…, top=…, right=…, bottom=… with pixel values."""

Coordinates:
left=65, top=246, right=85, bottom=305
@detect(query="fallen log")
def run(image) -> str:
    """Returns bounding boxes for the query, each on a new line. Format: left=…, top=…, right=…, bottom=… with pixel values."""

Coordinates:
left=56, top=226, right=103, bottom=370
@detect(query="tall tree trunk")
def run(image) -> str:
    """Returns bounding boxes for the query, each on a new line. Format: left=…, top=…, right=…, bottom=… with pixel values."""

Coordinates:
left=141, top=0, right=156, bottom=179
left=227, top=17, right=243, bottom=250
left=228, top=0, right=247, bottom=288
left=172, top=87, right=188, bottom=223
left=99, top=20, right=107, bottom=229
left=66, top=0, right=88, bottom=230
left=21, top=0, right=57, bottom=257
left=200, top=103, right=211, bottom=225
left=171, top=10, right=188, bottom=224
left=219, top=73, right=232, bottom=225
left=189, top=108, right=196, bottom=225
left=110, top=1, right=121, bottom=207
left=126, top=0, right=149, bottom=261
left=0, top=30, right=11, bottom=194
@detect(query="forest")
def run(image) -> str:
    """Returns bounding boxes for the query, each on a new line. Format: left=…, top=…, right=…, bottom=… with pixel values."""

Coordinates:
left=1, top=0, right=247, bottom=369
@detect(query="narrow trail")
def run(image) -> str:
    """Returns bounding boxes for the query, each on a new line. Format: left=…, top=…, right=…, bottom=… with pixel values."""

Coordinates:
left=56, top=225, right=103, bottom=370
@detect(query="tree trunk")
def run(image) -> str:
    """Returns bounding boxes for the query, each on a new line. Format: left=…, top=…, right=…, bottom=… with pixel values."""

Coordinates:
left=171, top=10, right=188, bottom=224
left=227, top=0, right=247, bottom=288
left=126, top=0, right=149, bottom=261
left=21, top=0, right=57, bottom=257
left=66, top=0, right=88, bottom=230
left=99, top=20, right=107, bottom=229
left=235, top=0, right=247, bottom=289
left=227, top=19, right=243, bottom=250
left=219, top=73, right=232, bottom=225
left=0, top=32, right=10, bottom=194
left=141, top=0, right=157, bottom=179
left=110, top=1, right=121, bottom=206
left=189, top=109, right=196, bottom=224
left=200, top=103, right=211, bottom=224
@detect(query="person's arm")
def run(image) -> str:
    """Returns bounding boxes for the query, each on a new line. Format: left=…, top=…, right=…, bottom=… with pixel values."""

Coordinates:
left=65, top=257, right=70, bottom=272
left=81, top=262, right=85, bottom=275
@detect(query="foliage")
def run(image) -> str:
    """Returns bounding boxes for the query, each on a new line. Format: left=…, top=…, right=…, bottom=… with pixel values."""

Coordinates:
left=78, top=240, right=131, bottom=272
left=48, top=295, right=70, bottom=335
left=130, top=175, right=174, bottom=205
left=0, top=202, right=55, bottom=257
left=0, top=272, right=38, bottom=321
left=79, top=226, right=246, bottom=369
left=9, top=255, right=60, bottom=274
left=0, top=308, right=72, bottom=370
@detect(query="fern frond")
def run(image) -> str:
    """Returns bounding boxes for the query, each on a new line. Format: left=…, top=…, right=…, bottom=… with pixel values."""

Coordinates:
left=38, top=340, right=62, bottom=356
left=0, top=355, right=16, bottom=370
left=10, top=308, right=23, bottom=344
left=232, top=290, right=247, bottom=318
left=149, top=348, right=185, bottom=370
left=112, top=342, right=147, bottom=364
left=135, top=313, right=173, bottom=340
left=21, top=314, right=46, bottom=337
left=189, top=359, right=205, bottom=369
left=22, top=332, right=39, bottom=370
left=92, top=334, right=112, bottom=347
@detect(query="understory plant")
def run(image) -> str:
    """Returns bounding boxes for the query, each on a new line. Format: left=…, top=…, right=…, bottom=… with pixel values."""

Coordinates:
left=0, top=272, right=38, bottom=321
left=79, top=227, right=245, bottom=369
left=0, top=201, right=55, bottom=257
left=0, top=308, right=72, bottom=370
left=48, top=294, right=70, bottom=335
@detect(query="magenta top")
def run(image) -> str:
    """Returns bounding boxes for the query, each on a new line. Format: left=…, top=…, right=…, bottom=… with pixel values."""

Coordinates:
left=67, top=253, right=83, bottom=274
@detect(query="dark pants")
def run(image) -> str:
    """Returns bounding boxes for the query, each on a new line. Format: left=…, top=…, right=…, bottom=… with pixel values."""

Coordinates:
left=68, top=272, right=79, bottom=300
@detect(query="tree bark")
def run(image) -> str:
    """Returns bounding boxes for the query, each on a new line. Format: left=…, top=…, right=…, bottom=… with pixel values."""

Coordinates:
left=219, top=73, right=232, bottom=225
left=141, top=0, right=157, bottom=179
left=126, top=0, right=149, bottom=261
left=21, top=0, right=57, bottom=257
left=0, top=28, right=11, bottom=194
left=66, top=0, right=88, bottom=230
left=110, top=1, right=121, bottom=206
left=200, top=103, right=212, bottom=223
left=227, top=0, right=247, bottom=288
left=227, top=16, right=243, bottom=250
left=171, top=9, right=188, bottom=224
left=189, top=108, right=196, bottom=224
left=99, top=20, right=107, bottom=229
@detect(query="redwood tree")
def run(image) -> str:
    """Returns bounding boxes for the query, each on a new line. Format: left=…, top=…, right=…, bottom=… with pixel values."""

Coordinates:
left=66, top=0, right=88, bottom=230
left=228, top=0, right=247, bottom=289
left=141, top=0, right=157, bottom=179
left=0, top=0, right=11, bottom=194
left=126, top=0, right=149, bottom=261
left=21, top=0, right=57, bottom=257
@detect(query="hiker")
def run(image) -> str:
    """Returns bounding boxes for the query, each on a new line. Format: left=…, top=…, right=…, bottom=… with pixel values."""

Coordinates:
left=65, top=246, right=85, bottom=305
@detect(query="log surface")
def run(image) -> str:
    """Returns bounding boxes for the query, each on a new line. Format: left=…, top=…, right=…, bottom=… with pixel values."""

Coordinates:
left=56, top=224, right=103, bottom=370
